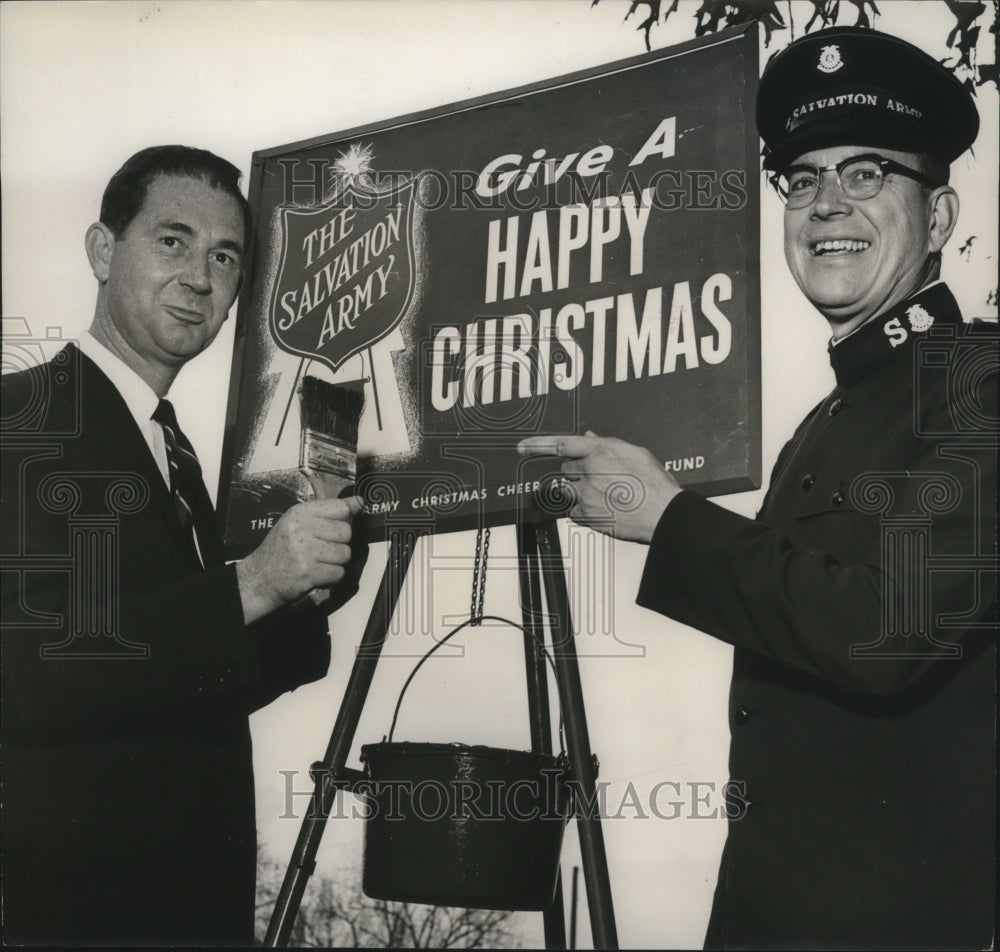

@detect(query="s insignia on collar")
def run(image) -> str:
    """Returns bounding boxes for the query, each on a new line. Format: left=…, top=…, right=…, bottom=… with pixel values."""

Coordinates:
left=818, top=45, right=844, bottom=73
left=906, top=304, right=934, bottom=332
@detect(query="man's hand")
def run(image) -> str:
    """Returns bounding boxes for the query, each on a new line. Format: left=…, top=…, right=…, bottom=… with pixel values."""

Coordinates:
left=236, top=496, right=363, bottom=624
left=517, top=432, right=682, bottom=543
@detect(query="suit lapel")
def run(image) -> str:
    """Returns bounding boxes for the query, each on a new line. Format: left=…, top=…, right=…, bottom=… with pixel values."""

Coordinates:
left=69, top=344, right=205, bottom=571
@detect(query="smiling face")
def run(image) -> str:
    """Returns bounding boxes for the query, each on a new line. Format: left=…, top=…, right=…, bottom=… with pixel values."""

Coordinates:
left=88, top=174, right=245, bottom=388
left=782, top=145, right=957, bottom=336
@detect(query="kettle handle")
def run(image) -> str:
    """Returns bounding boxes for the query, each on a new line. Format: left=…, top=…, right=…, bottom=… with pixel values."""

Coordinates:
left=386, top=614, right=566, bottom=755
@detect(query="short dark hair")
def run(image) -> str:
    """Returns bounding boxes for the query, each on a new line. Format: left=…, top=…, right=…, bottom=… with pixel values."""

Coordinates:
left=100, top=145, right=251, bottom=249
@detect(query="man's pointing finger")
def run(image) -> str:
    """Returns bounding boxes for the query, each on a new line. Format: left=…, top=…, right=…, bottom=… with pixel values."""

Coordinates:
left=517, top=435, right=599, bottom=459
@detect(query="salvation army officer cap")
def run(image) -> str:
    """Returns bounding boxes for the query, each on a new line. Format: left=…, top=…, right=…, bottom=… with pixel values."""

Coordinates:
left=756, top=27, right=979, bottom=171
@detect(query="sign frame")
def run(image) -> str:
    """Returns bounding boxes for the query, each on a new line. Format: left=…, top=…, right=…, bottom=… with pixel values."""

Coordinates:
left=217, top=24, right=761, bottom=548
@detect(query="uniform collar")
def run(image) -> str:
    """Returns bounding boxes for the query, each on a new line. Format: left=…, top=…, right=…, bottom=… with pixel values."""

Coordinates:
left=827, top=282, right=963, bottom=388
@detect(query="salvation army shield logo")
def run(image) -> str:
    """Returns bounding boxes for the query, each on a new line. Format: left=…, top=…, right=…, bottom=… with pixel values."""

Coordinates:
left=269, top=179, right=417, bottom=373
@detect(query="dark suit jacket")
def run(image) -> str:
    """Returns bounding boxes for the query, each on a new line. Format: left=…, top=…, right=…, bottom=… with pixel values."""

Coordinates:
left=1, top=344, right=332, bottom=946
left=638, top=285, right=997, bottom=949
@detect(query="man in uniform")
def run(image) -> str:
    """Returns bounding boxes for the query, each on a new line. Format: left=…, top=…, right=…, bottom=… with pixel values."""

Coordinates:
left=1, top=146, right=363, bottom=945
left=520, top=28, right=996, bottom=949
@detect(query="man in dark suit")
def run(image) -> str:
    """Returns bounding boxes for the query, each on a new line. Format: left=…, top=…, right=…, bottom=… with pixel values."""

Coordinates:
left=520, top=29, right=996, bottom=949
left=1, top=146, right=363, bottom=945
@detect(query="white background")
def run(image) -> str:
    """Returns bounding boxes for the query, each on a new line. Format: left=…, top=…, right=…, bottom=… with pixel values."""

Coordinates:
left=3, top=2, right=996, bottom=947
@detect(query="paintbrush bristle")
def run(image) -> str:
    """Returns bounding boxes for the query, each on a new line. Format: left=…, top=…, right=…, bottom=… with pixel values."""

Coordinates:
left=299, top=376, right=365, bottom=447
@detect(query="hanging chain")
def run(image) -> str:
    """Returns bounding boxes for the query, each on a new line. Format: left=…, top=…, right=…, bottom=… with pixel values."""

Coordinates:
left=470, top=526, right=491, bottom=625
left=478, top=528, right=490, bottom=620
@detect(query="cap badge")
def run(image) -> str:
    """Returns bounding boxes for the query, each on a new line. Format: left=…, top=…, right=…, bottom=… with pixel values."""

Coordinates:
left=818, top=45, right=844, bottom=74
left=906, top=304, right=934, bottom=332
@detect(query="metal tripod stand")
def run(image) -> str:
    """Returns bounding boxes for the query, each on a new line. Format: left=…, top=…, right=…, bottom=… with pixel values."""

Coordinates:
left=264, top=516, right=619, bottom=949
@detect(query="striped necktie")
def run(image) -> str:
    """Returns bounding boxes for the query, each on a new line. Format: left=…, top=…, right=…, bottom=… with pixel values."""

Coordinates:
left=152, top=398, right=223, bottom=569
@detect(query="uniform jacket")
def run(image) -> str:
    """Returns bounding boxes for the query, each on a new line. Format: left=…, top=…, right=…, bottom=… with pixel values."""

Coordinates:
left=1, top=343, right=333, bottom=946
left=637, top=284, right=997, bottom=950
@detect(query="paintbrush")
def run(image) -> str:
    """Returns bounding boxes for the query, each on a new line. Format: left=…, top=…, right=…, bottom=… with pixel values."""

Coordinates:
left=297, top=375, right=365, bottom=502
left=223, top=377, right=365, bottom=602
left=295, top=376, right=365, bottom=606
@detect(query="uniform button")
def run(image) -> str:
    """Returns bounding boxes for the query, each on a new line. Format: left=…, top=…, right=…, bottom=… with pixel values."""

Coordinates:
left=801, top=473, right=816, bottom=491
left=831, top=491, right=845, bottom=506
left=734, top=705, right=750, bottom=726
left=828, top=398, right=843, bottom=416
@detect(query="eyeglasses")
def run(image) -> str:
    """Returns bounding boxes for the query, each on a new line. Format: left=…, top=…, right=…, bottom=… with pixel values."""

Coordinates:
left=770, top=154, right=940, bottom=209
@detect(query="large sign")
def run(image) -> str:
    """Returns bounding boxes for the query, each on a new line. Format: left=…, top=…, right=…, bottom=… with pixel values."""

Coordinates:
left=219, top=26, right=760, bottom=551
